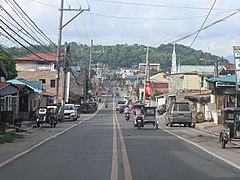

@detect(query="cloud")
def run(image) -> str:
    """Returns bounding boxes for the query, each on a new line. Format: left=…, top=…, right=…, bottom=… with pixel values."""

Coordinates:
left=2, top=0, right=240, bottom=58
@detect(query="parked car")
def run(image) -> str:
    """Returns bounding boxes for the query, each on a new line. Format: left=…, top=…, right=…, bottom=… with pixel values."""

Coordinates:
left=64, top=104, right=78, bottom=121
left=165, top=102, right=192, bottom=127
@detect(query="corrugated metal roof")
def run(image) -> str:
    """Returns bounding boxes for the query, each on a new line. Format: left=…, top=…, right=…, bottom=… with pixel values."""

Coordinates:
left=7, top=79, right=42, bottom=93
left=207, top=75, right=236, bottom=83
left=179, top=65, right=215, bottom=73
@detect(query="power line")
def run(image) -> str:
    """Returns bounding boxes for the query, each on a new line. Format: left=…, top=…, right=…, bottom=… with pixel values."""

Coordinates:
left=189, top=0, right=217, bottom=48
left=93, top=0, right=232, bottom=11
left=0, top=25, right=47, bottom=60
left=4, top=0, right=47, bottom=45
left=170, top=9, right=240, bottom=44
left=31, top=0, right=58, bottom=8
left=89, top=9, right=236, bottom=21
left=12, top=0, right=57, bottom=47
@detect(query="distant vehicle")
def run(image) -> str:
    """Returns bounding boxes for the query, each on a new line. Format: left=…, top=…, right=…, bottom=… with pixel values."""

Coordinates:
left=116, top=100, right=126, bottom=110
left=64, top=104, right=78, bottom=121
left=165, top=102, right=192, bottom=127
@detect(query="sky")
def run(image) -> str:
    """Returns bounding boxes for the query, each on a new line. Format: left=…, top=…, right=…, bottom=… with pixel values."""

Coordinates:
left=1, top=0, right=240, bottom=60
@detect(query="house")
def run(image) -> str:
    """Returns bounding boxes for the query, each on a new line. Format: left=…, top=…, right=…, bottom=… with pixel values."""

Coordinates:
left=120, top=68, right=139, bottom=79
left=150, top=73, right=169, bottom=93
left=7, top=78, right=54, bottom=120
left=206, top=75, right=237, bottom=124
left=139, top=63, right=161, bottom=72
left=15, top=52, right=57, bottom=71
left=218, top=64, right=235, bottom=75
left=14, top=52, right=59, bottom=95
left=165, top=72, right=212, bottom=100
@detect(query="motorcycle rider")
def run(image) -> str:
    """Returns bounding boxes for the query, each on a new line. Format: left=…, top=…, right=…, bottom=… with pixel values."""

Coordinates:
left=134, top=106, right=144, bottom=125
left=124, top=105, right=131, bottom=119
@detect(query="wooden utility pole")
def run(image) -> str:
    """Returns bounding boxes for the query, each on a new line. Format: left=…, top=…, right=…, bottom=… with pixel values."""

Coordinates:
left=56, top=0, right=64, bottom=104
left=89, top=39, right=93, bottom=80
left=55, top=0, right=90, bottom=121
left=60, top=44, right=69, bottom=121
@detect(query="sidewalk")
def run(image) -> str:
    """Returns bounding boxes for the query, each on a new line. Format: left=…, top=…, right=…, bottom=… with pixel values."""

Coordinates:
left=194, top=121, right=223, bottom=136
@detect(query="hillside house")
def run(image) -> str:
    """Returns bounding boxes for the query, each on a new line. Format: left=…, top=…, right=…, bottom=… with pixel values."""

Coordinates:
left=14, top=52, right=64, bottom=97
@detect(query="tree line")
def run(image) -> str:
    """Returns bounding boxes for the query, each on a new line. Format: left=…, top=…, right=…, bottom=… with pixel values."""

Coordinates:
left=1, top=43, right=229, bottom=80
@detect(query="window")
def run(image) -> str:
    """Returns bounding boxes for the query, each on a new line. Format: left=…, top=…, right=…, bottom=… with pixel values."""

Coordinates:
left=179, top=104, right=190, bottom=111
left=50, top=79, right=55, bottom=88
left=39, top=79, right=46, bottom=84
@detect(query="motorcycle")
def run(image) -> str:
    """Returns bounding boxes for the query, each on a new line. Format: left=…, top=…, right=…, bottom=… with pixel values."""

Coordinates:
left=105, top=103, right=108, bottom=108
left=137, top=116, right=143, bottom=129
left=125, top=113, right=130, bottom=121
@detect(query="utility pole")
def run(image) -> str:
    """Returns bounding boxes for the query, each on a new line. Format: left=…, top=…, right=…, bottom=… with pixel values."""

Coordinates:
left=55, top=0, right=90, bottom=121
left=56, top=0, right=64, bottom=104
left=143, top=46, right=149, bottom=105
left=60, top=44, right=69, bottom=121
left=89, top=39, right=93, bottom=80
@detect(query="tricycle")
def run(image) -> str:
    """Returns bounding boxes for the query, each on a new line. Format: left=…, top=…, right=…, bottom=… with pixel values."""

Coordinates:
left=133, top=105, right=158, bottom=130
left=219, top=107, right=240, bottom=148
left=36, top=105, right=58, bottom=128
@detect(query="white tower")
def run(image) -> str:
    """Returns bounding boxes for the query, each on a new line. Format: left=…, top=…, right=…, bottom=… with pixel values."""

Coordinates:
left=171, top=44, right=177, bottom=74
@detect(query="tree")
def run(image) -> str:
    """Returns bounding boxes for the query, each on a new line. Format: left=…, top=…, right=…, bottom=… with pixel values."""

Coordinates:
left=0, top=48, right=17, bottom=80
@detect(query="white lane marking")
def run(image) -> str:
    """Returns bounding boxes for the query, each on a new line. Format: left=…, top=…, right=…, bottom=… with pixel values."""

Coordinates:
left=111, top=111, right=118, bottom=180
left=160, top=127, right=240, bottom=170
left=115, top=113, right=132, bottom=180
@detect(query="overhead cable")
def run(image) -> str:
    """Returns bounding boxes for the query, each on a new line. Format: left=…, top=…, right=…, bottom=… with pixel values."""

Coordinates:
left=170, top=9, right=240, bottom=44
left=189, top=0, right=217, bottom=48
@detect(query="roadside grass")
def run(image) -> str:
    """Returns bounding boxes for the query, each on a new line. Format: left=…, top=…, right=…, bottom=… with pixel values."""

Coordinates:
left=0, top=131, right=24, bottom=143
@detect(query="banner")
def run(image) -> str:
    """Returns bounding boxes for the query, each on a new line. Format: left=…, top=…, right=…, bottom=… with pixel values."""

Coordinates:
left=145, top=81, right=152, bottom=98
left=234, top=46, right=240, bottom=90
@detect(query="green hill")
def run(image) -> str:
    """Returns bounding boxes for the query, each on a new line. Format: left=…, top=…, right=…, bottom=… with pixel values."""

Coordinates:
left=3, top=43, right=229, bottom=73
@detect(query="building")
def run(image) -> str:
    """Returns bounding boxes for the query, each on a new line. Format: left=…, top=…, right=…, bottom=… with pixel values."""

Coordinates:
left=120, top=68, right=139, bottom=79
left=139, top=63, right=160, bottom=72
left=14, top=52, right=59, bottom=95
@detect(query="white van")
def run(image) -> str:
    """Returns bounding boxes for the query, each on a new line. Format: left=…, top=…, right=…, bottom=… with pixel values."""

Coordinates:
left=116, top=100, right=126, bottom=111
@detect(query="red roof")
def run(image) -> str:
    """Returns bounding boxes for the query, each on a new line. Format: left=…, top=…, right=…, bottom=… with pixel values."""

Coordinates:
left=0, top=82, right=9, bottom=89
left=41, top=92, right=55, bottom=97
left=224, top=64, right=235, bottom=69
left=15, top=52, right=58, bottom=62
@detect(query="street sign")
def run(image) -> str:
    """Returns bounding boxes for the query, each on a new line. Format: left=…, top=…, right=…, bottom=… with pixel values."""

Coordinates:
left=234, top=46, right=240, bottom=90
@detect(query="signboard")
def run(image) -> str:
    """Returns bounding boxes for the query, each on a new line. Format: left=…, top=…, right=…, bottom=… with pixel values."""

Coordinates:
left=234, top=46, right=240, bottom=90
left=145, top=81, right=152, bottom=98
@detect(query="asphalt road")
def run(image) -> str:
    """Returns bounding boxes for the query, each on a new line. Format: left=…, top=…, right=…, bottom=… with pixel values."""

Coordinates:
left=0, top=97, right=240, bottom=180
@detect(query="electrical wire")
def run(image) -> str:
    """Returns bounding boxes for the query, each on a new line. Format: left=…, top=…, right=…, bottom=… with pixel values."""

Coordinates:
left=12, top=0, right=57, bottom=47
left=4, top=0, right=47, bottom=45
left=189, top=0, right=217, bottom=48
left=93, top=0, right=232, bottom=11
left=0, top=25, right=47, bottom=60
left=170, top=9, right=240, bottom=44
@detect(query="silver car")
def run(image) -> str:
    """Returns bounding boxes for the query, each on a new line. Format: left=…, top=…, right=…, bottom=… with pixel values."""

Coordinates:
left=165, top=102, right=192, bottom=127
left=64, top=104, right=78, bottom=121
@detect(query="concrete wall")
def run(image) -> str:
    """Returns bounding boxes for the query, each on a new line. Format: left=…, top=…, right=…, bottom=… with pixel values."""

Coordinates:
left=17, top=71, right=59, bottom=94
